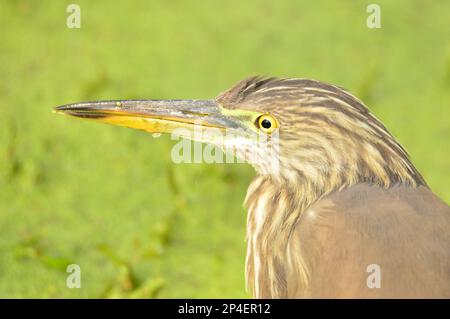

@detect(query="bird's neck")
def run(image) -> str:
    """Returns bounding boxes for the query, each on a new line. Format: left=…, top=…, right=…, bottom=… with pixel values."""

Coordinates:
left=244, top=175, right=318, bottom=298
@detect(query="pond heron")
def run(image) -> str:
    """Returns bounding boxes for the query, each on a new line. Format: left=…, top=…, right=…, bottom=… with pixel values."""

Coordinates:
left=55, top=77, right=450, bottom=298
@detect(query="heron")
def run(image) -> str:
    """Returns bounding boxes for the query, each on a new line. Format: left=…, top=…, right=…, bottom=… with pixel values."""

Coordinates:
left=55, top=77, right=450, bottom=298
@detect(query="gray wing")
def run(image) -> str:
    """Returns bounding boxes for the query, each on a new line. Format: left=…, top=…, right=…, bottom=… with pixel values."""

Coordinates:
left=289, top=183, right=450, bottom=298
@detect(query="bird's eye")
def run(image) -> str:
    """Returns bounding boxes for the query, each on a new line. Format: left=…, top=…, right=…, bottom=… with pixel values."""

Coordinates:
left=256, top=114, right=278, bottom=134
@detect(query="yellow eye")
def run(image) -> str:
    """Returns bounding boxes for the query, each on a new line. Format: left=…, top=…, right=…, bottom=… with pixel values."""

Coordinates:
left=255, top=114, right=278, bottom=134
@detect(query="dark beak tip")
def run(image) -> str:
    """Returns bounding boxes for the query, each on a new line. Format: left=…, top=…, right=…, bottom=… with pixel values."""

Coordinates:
left=53, top=103, right=93, bottom=114
left=53, top=105, right=69, bottom=115
left=54, top=103, right=76, bottom=113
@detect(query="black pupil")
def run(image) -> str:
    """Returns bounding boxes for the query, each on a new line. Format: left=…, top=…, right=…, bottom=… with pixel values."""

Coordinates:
left=261, top=118, right=272, bottom=129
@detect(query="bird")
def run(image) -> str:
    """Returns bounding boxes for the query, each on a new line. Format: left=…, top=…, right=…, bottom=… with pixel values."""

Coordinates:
left=55, top=76, right=450, bottom=298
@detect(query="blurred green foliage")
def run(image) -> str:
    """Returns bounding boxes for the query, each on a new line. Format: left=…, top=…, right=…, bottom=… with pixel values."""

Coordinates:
left=0, top=0, right=449, bottom=298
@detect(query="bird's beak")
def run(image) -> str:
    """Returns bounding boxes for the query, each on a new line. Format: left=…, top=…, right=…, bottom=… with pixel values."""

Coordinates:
left=54, top=99, right=241, bottom=136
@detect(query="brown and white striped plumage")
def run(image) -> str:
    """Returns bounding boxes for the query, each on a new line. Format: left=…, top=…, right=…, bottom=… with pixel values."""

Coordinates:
left=56, top=76, right=450, bottom=298
left=216, top=77, right=450, bottom=298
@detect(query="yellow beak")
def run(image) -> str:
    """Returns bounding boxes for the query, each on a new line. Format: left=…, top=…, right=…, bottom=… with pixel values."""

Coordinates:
left=54, top=99, right=241, bottom=135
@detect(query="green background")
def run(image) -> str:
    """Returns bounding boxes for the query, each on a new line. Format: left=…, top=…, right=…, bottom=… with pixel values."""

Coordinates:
left=0, top=0, right=449, bottom=298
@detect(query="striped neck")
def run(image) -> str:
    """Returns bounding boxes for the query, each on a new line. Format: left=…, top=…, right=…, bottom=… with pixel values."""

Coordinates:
left=244, top=175, right=313, bottom=298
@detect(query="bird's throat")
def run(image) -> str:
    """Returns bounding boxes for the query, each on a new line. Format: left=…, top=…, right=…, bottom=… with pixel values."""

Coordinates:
left=244, top=175, right=316, bottom=298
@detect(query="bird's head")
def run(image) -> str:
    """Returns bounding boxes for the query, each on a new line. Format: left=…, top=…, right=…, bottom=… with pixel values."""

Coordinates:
left=55, top=77, right=425, bottom=193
